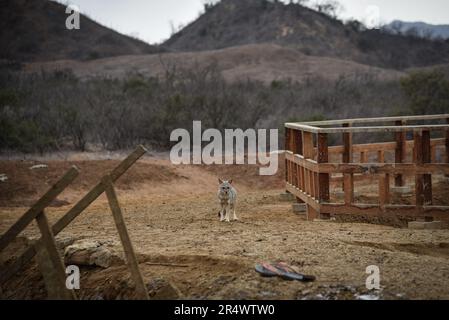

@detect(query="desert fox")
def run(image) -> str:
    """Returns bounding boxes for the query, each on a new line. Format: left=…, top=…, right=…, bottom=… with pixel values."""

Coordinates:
left=217, top=179, right=238, bottom=222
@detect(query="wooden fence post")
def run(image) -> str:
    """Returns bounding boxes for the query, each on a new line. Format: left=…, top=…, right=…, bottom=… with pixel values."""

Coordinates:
left=302, top=131, right=318, bottom=220
left=378, top=150, right=390, bottom=206
left=35, top=211, right=76, bottom=300
left=342, top=124, right=354, bottom=204
left=414, top=131, right=432, bottom=207
left=293, top=130, right=305, bottom=203
left=317, top=133, right=330, bottom=219
left=103, top=175, right=150, bottom=300
left=446, top=118, right=449, bottom=177
left=395, top=120, right=407, bottom=186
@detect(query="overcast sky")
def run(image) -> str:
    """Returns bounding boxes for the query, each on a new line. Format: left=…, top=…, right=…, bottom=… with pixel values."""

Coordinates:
left=56, top=0, right=449, bottom=44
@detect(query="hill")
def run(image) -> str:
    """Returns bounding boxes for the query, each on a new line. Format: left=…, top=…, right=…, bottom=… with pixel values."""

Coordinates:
left=387, top=20, right=449, bottom=39
left=0, top=0, right=161, bottom=62
left=24, top=43, right=405, bottom=83
left=163, top=0, right=449, bottom=70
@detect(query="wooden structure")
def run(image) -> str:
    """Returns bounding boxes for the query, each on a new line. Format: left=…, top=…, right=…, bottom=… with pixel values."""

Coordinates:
left=284, top=114, right=449, bottom=222
left=0, top=146, right=150, bottom=300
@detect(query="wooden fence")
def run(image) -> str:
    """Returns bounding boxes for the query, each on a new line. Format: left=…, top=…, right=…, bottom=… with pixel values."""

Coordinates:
left=284, top=114, right=449, bottom=222
left=0, top=146, right=150, bottom=300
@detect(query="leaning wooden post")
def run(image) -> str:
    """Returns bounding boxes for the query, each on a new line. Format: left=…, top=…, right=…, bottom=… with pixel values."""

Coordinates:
left=342, top=124, right=353, bottom=204
left=103, top=175, right=149, bottom=300
left=395, top=120, right=407, bottom=187
left=35, top=211, right=76, bottom=300
left=0, top=166, right=79, bottom=252
left=0, top=146, right=147, bottom=285
left=317, top=133, right=330, bottom=219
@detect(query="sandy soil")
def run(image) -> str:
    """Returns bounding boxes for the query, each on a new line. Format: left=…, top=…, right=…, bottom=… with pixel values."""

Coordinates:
left=0, top=155, right=448, bottom=300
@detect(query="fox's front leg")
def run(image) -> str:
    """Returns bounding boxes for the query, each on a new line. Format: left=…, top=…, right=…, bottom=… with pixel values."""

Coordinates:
left=231, top=204, right=238, bottom=221
left=224, top=205, right=231, bottom=222
left=219, top=204, right=225, bottom=222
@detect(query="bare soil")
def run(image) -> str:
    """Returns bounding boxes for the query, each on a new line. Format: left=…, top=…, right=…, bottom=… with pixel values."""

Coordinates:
left=0, top=154, right=449, bottom=300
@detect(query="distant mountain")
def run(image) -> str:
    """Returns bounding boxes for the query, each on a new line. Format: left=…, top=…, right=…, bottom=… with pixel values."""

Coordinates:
left=164, top=0, right=449, bottom=70
left=387, top=20, right=449, bottom=39
left=0, top=0, right=161, bottom=62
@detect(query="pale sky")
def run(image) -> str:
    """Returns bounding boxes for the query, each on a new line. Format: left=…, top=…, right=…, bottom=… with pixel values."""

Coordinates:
left=55, top=0, right=449, bottom=44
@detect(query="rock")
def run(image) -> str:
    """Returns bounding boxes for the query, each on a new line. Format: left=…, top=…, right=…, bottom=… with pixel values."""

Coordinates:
left=64, top=240, right=118, bottom=268
left=292, top=203, right=307, bottom=214
left=280, top=193, right=295, bottom=201
left=391, top=186, right=412, bottom=195
left=408, top=221, right=448, bottom=230
left=29, top=164, right=48, bottom=170
left=147, top=278, right=182, bottom=300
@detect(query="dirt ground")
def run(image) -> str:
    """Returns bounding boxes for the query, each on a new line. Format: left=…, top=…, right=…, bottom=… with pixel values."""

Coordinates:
left=0, top=153, right=449, bottom=300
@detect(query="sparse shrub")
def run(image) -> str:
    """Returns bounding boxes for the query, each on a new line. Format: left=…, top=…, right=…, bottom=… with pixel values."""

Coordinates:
left=400, top=71, right=449, bottom=115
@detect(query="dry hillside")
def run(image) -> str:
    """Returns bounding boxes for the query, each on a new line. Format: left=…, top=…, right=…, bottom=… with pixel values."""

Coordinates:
left=25, top=43, right=405, bottom=83
left=0, top=0, right=161, bottom=62
left=164, top=0, right=449, bottom=70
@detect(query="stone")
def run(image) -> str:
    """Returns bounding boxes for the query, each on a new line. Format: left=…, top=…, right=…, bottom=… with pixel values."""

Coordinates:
left=292, top=203, right=307, bottom=214
left=391, top=186, right=412, bottom=195
left=147, top=278, right=182, bottom=300
left=280, top=193, right=295, bottom=201
left=64, top=240, right=118, bottom=268
left=333, top=190, right=360, bottom=198
left=408, top=221, right=448, bottom=230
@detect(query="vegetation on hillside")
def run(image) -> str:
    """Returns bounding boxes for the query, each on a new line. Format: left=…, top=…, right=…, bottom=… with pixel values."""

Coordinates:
left=2, top=64, right=446, bottom=154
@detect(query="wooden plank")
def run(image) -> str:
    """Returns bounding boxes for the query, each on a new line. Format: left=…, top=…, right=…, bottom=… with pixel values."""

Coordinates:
left=0, top=166, right=79, bottom=252
left=379, top=174, right=390, bottom=206
left=290, top=114, right=449, bottom=127
left=360, top=151, right=367, bottom=163
left=414, top=131, right=424, bottom=206
left=302, top=132, right=314, bottom=159
left=320, top=204, right=449, bottom=221
left=327, top=138, right=445, bottom=155
left=35, top=211, right=75, bottom=300
left=344, top=174, right=354, bottom=205
left=103, top=175, right=149, bottom=300
left=342, top=123, right=353, bottom=198
left=395, top=120, right=406, bottom=187
left=422, top=131, right=432, bottom=205
left=284, top=128, right=291, bottom=184
left=446, top=118, right=449, bottom=177
left=294, top=130, right=303, bottom=156
left=285, top=123, right=449, bottom=134
left=316, top=163, right=449, bottom=175
left=0, top=146, right=147, bottom=285
left=286, top=183, right=320, bottom=211
left=342, top=124, right=353, bottom=163
left=378, top=150, right=385, bottom=163
left=317, top=133, right=330, bottom=204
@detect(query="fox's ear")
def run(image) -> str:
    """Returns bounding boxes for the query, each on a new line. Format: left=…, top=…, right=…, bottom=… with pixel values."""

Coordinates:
left=218, top=178, right=223, bottom=184
left=229, top=180, right=233, bottom=184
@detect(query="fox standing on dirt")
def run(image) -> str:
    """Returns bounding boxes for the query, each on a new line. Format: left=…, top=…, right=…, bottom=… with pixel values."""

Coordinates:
left=217, top=179, right=238, bottom=222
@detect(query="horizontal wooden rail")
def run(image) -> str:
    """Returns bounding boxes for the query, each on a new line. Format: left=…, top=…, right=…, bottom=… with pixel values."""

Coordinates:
left=326, top=138, right=446, bottom=154
left=317, top=163, right=449, bottom=175
left=285, top=123, right=449, bottom=134
left=293, top=114, right=449, bottom=127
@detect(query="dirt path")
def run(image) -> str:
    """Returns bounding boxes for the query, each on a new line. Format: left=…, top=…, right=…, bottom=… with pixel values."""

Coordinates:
left=1, top=156, right=449, bottom=300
